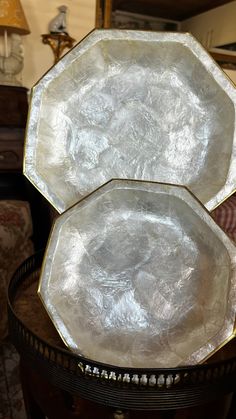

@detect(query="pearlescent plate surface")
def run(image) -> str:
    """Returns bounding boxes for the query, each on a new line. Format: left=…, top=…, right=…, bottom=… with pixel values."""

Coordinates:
left=24, top=30, right=236, bottom=213
left=39, top=180, right=236, bottom=368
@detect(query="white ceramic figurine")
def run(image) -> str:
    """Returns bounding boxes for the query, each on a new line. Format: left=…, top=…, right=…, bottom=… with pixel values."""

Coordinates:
left=49, top=5, right=68, bottom=34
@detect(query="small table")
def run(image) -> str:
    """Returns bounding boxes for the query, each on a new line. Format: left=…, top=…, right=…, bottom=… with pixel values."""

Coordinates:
left=8, top=252, right=236, bottom=419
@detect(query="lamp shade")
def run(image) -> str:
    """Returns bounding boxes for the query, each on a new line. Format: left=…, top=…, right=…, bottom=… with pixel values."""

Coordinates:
left=0, top=0, right=30, bottom=34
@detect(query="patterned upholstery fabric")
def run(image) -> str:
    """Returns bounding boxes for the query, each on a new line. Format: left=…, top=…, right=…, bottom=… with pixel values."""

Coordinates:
left=0, top=341, right=27, bottom=419
left=0, top=200, right=34, bottom=341
left=212, top=195, right=236, bottom=242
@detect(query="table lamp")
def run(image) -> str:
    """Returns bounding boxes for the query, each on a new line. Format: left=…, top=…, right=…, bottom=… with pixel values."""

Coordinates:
left=0, top=0, right=30, bottom=86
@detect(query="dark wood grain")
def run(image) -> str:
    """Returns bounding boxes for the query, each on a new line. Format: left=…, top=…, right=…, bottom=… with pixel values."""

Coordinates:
left=0, top=85, right=52, bottom=250
left=0, top=86, right=28, bottom=172
left=112, top=0, right=232, bottom=21
left=0, top=85, right=28, bottom=127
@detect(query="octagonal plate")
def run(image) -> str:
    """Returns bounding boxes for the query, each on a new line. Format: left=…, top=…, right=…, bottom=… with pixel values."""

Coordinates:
left=24, top=30, right=236, bottom=214
left=39, top=179, right=236, bottom=368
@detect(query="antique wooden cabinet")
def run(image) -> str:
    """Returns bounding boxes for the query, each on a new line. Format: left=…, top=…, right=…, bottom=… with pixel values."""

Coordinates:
left=96, top=0, right=233, bottom=28
left=0, top=86, right=28, bottom=172
left=0, top=85, right=51, bottom=250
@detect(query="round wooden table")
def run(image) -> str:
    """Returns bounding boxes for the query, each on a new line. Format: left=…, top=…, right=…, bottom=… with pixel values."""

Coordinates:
left=8, top=252, right=236, bottom=419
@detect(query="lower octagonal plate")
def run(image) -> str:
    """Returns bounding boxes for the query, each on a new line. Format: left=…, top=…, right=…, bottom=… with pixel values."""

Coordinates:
left=38, top=180, right=236, bottom=368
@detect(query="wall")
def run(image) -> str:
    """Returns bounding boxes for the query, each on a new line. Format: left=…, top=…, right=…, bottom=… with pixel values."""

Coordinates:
left=181, top=1, right=236, bottom=49
left=4, top=1, right=236, bottom=89
left=21, top=0, right=96, bottom=88
left=224, top=69, right=236, bottom=86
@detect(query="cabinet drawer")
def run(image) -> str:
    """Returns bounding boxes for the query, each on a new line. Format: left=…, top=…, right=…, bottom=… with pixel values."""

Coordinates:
left=0, top=142, right=23, bottom=171
left=0, top=127, right=25, bottom=142
left=0, top=86, right=28, bottom=127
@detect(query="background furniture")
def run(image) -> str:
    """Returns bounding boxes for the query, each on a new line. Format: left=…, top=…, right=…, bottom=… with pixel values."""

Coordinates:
left=96, top=0, right=236, bottom=68
left=0, top=85, right=51, bottom=341
left=97, top=0, right=233, bottom=25
left=0, top=86, right=28, bottom=171
left=0, top=85, right=52, bottom=250
left=0, top=199, right=33, bottom=340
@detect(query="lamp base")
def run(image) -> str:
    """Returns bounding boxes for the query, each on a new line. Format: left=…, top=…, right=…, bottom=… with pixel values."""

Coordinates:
left=0, top=75, right=22, bottom=86
left=0, top=33, right=23, bottom=87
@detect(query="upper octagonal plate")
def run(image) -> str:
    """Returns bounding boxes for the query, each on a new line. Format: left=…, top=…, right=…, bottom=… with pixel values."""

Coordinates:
left=24, top=30, right=236, bottom=213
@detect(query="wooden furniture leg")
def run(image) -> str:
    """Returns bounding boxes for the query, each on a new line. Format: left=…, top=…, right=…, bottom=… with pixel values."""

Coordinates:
left=19, top=360, right=45, bottom=419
